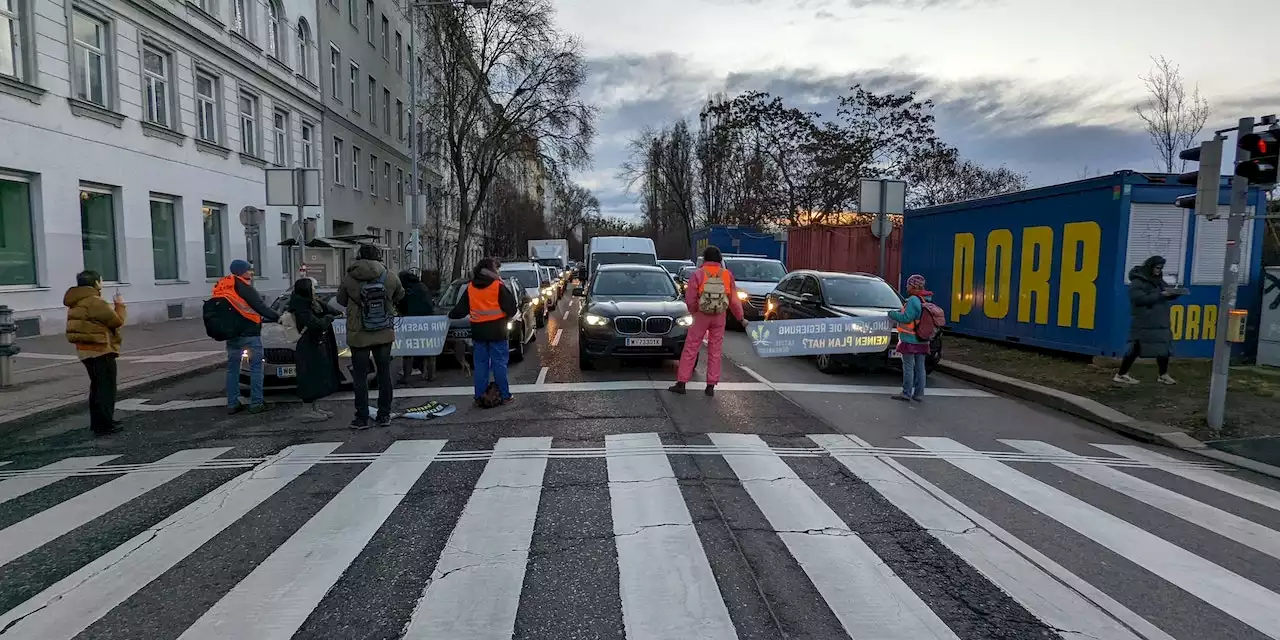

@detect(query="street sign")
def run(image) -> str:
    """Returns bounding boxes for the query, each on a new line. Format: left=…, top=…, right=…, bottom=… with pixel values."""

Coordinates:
left=265, top=168, right=322, bottom=206
left=238, top=206, right=262, bottom=227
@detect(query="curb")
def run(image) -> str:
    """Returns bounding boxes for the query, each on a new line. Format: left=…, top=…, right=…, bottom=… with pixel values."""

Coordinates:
left=0, top=359, right=225, bottom=431
left=937, top=360, right=1280, bottom=480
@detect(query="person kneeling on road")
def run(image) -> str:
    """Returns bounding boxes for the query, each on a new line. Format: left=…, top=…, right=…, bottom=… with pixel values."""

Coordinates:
left=448, top=258, right=518, bottom=407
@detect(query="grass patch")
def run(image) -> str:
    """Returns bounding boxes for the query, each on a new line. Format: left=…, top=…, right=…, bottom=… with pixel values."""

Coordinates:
left=944, top=335, right=1280, bottom=441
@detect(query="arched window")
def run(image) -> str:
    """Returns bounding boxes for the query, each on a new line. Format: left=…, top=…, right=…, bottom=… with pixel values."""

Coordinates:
left=265, top=0, right=283, bottom=61
left=296, top=18, right=312, bottom=79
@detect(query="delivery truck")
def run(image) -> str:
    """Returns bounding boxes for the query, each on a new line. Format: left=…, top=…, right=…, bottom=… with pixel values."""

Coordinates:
left=528, top=239, right=570, bottom=270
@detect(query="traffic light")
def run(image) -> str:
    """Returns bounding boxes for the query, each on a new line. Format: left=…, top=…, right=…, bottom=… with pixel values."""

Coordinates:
left=1174, top=138, right=1224, bottom=218
left=1236, top=128, right=1279, bottom=186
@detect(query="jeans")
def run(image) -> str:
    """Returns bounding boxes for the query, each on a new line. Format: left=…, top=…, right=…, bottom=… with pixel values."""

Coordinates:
left=473, top=339, right=511, bottom=399
left=82, top=353, right=118, bottom=430
left=226, top=335, right=263, bottom=407
left=901, top=352, right=927, bottom=398
left=352, top=343, right=394, bottom=419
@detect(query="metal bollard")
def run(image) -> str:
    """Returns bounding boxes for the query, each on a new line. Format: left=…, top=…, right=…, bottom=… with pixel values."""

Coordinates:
left=0, top=305, right=19, bottom=388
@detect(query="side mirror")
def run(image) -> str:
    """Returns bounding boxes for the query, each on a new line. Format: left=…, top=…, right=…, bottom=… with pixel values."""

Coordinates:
left=573, top=287, right=585, bottom=297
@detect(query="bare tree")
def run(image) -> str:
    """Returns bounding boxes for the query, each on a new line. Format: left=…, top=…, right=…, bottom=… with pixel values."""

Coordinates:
left=1135, top=55, right=1210, bottom=174
left=417, top=0, right=595, bottom=278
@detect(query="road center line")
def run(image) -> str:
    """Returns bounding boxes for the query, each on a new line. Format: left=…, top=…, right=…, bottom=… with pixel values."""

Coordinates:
left=550, top=328, right=563, bottom=347
left=535, top=367, right=549, bottom=385
left=736, top=365, right=774, bottom=388
left=561, top=308, right=570, bottom=320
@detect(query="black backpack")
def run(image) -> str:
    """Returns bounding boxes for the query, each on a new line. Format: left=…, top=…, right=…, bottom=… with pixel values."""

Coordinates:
left=359, top=272, right=393, bottom=331
left=203, top=297, right=238, bottom=341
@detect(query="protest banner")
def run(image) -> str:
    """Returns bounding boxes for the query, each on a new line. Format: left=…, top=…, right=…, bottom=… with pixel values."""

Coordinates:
left=747, top=316, right=894, bottom=357
left=332, top=315, right=451, bottom=356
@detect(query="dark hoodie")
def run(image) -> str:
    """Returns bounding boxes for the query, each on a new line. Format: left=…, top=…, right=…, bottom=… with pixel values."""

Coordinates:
left=1127, top=255, right=1178, bottom=356
left=336, top=258, right=405, bottom=348
left=397, top=271, right=434, bottom=316
left=448, top=268, right=519, bottom=343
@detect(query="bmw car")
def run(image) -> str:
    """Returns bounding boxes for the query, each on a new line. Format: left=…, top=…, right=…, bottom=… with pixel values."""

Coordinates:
left=574, top=264, right=693, bottom=370
left=437, top=276, right=538, bottom=364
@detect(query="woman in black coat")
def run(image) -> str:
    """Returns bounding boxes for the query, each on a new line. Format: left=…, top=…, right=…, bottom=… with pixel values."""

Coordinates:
left=288, top=278, right=342, bottom=420
left=396, top=270, right=437, bottom=384
left=1115, top=255, right=1183, bottom=385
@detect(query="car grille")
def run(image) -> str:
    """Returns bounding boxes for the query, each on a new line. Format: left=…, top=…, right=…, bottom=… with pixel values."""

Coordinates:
left=447, top=328, right=471, bottom=338
left=645, top=316, right=673, bottom=334
left=263, top=348, right=295, bottom=364
left=614, top=317, right=643, bottom=334
left=747, top=295, right=768, bottom=310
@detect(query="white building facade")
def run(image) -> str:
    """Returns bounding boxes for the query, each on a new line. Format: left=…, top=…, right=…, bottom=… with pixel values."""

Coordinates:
left=0, top=0, right=325, bottom=335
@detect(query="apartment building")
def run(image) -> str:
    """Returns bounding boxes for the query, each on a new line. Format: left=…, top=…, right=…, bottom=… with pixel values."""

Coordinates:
left=0, top=0, right=325, bottom=334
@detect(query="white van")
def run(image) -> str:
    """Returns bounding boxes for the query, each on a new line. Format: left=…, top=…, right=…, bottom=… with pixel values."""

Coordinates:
left=586, top=236, right=657, bottom=280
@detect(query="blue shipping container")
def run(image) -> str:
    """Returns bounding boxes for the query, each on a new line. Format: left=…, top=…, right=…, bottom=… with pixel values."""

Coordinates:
left=693, top=226, right=784, bottom=261
left=901, top=171, right=1268, bottom=358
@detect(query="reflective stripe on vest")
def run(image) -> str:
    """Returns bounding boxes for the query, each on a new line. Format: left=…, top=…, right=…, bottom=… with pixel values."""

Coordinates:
left=212, top=275, right=261, bottom=323
left=898, top=297, right=918, bottom=335
left=699, top=264, right=728, bottom=296
left=468, top=281, right=504, bottom=324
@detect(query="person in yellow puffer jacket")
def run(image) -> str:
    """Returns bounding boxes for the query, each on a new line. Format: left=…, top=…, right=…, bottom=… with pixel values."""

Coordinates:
left=64, top=270, right=126, bottom=436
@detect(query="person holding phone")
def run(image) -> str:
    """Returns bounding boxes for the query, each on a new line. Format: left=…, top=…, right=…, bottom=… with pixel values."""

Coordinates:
left=1115, top=255, right=1182, bottom=385
left=64, top=270, right=126, bottom=435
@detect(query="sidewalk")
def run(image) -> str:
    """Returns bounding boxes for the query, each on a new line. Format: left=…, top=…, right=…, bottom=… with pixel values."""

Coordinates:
left=1, top=318, right=226, bottom=427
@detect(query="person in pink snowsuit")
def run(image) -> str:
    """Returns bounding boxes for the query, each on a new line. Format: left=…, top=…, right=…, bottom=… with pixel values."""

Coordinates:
left=668, top=246, right=746, bottom=397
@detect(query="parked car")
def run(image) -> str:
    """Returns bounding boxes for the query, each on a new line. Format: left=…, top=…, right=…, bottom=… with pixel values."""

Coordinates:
left=437, top=276, right=538, bottom=364
left=240, top=288, right=363, bottom=390
left=574, top=264, right=693, bottom=370
left=763, top=269, right=942, bottom=374
left=719, top=254, right=787, bottom=327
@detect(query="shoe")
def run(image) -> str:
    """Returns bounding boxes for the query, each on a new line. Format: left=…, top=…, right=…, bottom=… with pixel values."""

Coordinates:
left=911, top=396, right=923, bottom=403
left=376, top=414, right=393, bottom=427
left=667, top=382, right=687, bottom=395
left=246, top=404, right=270, bottom=415
left=92, top=423, right=124, bottom=436
left=318, top=407, right=335, bottom=418
left=1113, top=374, right=1139, bottom=385
left=1158, top=374, right=1177, bottom=385
left=705, top=384, right=715, bottom=397
left=349, top=416, right=371, bottom=430
left=501, top=396, right=515, bottom=406
left=891, top=393, right=912, bottom=402
left=227, top=404, right=246, bottom=415
left=300, top=409, right=329, bottom=423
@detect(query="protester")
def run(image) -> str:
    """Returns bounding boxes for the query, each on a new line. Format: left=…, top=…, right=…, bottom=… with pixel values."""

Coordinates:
left=64, top=270, right=126, bottom=435
left=1115, top=255, right=1181, bottom=385
left=396, top=269, right=436, bottom=384
left=669, top=245, right=746, bottom=397
left=337, top=244, right=404, bottom=429
left=287, top=278, right=341, bottom=422
left=887, top=274, right=934, bottom=402
left=212, top=259, right=279, bottom=414
left=448, top=257, right=518, bottom=406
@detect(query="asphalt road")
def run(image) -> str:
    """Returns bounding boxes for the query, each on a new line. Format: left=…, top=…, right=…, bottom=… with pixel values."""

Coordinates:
left=2, top=293, right=1280, bottom=640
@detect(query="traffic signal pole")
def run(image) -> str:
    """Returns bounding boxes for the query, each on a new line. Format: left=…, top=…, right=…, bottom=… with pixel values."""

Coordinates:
left=1207, top=116, right=1254, bottom=432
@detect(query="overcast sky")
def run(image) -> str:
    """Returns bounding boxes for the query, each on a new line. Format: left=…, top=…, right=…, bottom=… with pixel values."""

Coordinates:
left=549, top=0, right=1279, bottom=219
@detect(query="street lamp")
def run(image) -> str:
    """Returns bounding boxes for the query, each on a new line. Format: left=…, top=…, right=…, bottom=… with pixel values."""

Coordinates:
left=407, top=0, right=490, bottom=275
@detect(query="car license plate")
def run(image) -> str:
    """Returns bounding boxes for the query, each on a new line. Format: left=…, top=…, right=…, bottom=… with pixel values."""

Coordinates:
left=277, top=365, right=296, bottom=377
left=889, top=351, right=902, bottom=359
left=625, top=337, right=662, bottom=347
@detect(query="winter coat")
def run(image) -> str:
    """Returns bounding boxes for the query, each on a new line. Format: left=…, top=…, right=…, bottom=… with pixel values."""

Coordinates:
left=397, top=271, right=435, bottom=316
left=64, top=286, right=126, bottom=359
left=683, top=262, right=746, bottom=325
left=336, top=259, right=405, bottom=349
left=888, top=292, right=932, bottom=345
left=287, top=293, right=341, bottom=402
left=1127, top=257, right=1178, bottom=357
left=447, top=269, right=519, bottom=343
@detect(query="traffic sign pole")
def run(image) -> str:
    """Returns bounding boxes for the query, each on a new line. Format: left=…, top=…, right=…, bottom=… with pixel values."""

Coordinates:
left=1207, top=117, right=1254, bottom=432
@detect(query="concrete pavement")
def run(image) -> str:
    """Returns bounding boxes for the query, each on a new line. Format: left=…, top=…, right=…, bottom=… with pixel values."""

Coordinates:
left=2, top=295, right=1280, bottom=639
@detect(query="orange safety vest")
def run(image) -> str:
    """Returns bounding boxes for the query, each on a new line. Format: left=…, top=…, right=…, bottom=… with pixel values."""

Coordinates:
left=468, top=280, right=505, bottom=324
left=897, top=296, right=918, bottom=335
left=698, top=264, right=732, bottom=295
left=212, top=275, right=262, bottom=323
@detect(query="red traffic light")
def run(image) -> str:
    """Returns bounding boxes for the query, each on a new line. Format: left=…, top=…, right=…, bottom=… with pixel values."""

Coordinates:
left=1239, top=131, right=1278, bottom=156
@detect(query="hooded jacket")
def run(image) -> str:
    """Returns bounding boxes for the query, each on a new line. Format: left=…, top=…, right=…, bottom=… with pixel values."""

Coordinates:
left=888, top=290, right=933, bottom=345
left=1127, top=256, right=1177, bottom=357
left=396, top=270, right=434, bottom=316
left=64, top=286, right=126, bottom=358
left=447, top=269, right=519, bottom=343
left=336, top=259, right=405, bottom=349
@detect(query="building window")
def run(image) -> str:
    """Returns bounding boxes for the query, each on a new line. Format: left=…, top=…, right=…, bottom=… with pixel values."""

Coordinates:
left=71, top=11, right=109, bottom=106
left=380, top=15, right=388, bottom=58
left=347, top=0, right=356, bottom=27
left=332, top=136, right=343, bottom=185
left=202, top=203, right=224, bottom=278
left=266, top=0, right=284, bottom=60
left=79, top=186, right=118, bottom=282
left=295, top=19, right=312, bottom=79
left=349, top=61, right=358, bottom=112
left=0, top=174, right=36, bottom=286
left=200, top=0, right=216, bottom=13
left=301, top=122, right=314, bottom=168
left=142, top=46, right=172, bottom=127
left=232, top=0, right=248, bottom=37
left=352, top=146, right=361, bottom=190
left=395, top=32, right=402, bottom=73
left=383, top=229, right=391, bottom=248
left=396, top=167, right=404, bottom=203
left=382, top=88, right=390, bottom=134
left=1, top=0, right=25, bottom=81
left=238, top=91, right=259, bottom=156
left=149, top=197, right=179, bottom=281
left=396, top=99, right=404, bottom=140
left=329, top=45, right=340, bottom=99
left=364, top=1, right=372, bottom=45
left=369, top=154, right=377, bottom=197
left=383, top=162, right=390, bottom=200
left=272, top=109, right=289, bottom=166
left=367, top=75, right=375, bottom=123
left=196, top=72, right=219, bottom=143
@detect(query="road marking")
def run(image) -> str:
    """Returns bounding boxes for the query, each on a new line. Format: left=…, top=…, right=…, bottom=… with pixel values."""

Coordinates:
left=178, top=440, right=446, bottom=640
left=709, top=433, right=959, bottom=639
left=551, top=328, right=563, bottom=347
left=561, top=308, right=570, bottom=320
left=13, top=352, right=79, bottom=360
left=736, top=365, right=773, bottom=386
left=403, top=437, right=552, bottom=640
left=1093, top=444, right=1280, bottom=513
left=536, top=366, right=549, bottom=385
left=122, top=350, right=222, bottom=363
left=811, top=434, right=1149, bottom=640
left=909, top=436, right=1280, bottom=636
left=0, top=443, right=341, bottom=638
left=1005, top=440, right=1280, bottom=560
left=607, top=433, right=737, bottom=640
left=0, top=447, right=232, bottom=568
left=0, top=455, right=121, bottom=506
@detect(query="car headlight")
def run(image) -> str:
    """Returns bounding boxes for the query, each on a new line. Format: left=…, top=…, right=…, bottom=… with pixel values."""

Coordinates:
left=508, top=321, right=514, bottom=330
left=736, top=290, right=749, bottom=301
left=676, top=314, right=694, bottom=327
left=241, top=349, right=249, bottom=359
left=583, top=313, right=608, bottom=326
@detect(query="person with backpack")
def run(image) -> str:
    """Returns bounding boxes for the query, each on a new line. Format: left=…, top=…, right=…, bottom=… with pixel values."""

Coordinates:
left=396, top=269, right=436, bottom=385
left=209, top=260, right=279, bottom=414
left=336, top=244, right=405, bottom=429
left=887, top=273, right=942, bottom=402
left=64, top=270, right=126, bottom=435
left=668, top=245, right=746, bottom=397
left=448, top=258, right=519, bottom=407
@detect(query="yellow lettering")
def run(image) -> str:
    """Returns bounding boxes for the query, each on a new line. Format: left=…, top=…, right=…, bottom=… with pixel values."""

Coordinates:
left=952, top=233, right=975, bottom=322
left=1203, top=305, right=1217, bottom=340
left=984, top=229, right=1013, bottom=319
left=1056, top=221, right=1100, bottom=329
left=1017, top=226, right=1053, bottom=325
left=1185, top=305, right=1201, bottom=341
left=1170, top=305, right=1184, bottom=340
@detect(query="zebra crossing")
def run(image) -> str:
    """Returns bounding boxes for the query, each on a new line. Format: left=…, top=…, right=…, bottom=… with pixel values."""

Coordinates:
left=1, top=433, right=1278, bottom=639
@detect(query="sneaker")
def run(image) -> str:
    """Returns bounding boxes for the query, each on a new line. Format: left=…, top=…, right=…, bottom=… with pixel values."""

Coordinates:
left=91, top=423, right=124, bottom=436
left=891, top=393, right=912, bottom=402
left=1113, top=374, right=1140, bottom=385
left=318, top=407, right=335, bottom=418
left=376, top=414, right=393, bottom=427
left=704, top=384, right=715, bottom=397
left=501, top=396, right=515, bottom=406
left=227, top=403, right=246, bottom=415
left=667, top=382, right=687, bottom=395
left=911, top=396, right=923, bottom=403
left=1158, top=374, right=1177, bottom=385
left=300, top=409, right=329, bottom=423
left=349, top=416, right=371, bottom=430
left=246, top=404, right=270, bottom=415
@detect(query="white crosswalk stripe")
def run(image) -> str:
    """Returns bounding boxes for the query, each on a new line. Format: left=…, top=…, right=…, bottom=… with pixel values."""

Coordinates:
left=0, top=434, right=1277, bottom=640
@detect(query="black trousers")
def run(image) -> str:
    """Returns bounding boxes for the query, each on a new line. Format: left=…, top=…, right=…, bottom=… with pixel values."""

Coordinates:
left=400, top=355, right=436, bottom=380
left=82, top=353, right=118, bottom=431
left=1118, top=342, right=1169, bottom=376
left=352, top=343, right=394, bottom=419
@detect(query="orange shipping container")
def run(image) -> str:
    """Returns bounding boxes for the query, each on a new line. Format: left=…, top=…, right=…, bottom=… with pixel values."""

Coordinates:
left=785, top=225, right=904, bottom=290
